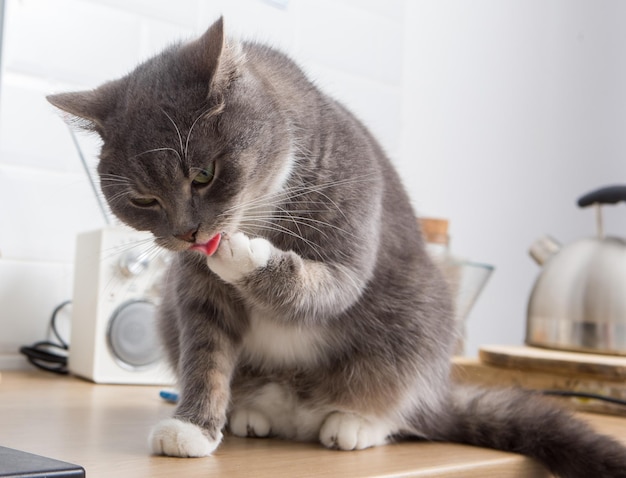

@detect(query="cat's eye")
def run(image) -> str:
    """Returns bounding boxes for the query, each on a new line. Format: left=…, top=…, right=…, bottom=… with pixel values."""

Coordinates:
left=131, top=197, right=158, bottom=207
left=192, top=165, right=215, bottom=186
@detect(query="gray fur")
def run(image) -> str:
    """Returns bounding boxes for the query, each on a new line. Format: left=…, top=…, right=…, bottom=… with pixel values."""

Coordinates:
left=48, top=18, right=626, bottom=477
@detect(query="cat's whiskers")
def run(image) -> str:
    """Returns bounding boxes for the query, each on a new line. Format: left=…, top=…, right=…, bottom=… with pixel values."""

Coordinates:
left=241, top=207, right=330, bottom=215
left=218, top=173, right=325, bottom=212
left=218, top=188, right=287, bottom=215
left=284, top=174, right=377, bottom=204
left=99, top=178, right=132, bottom=187
left=99, top=176, right=132, bottom=215
left=184, top=114, right=204, bottom=161
left=99, top=178, right=131, bottom=184
left=242, top=213, right=329, bottom=240
left=99, top=184, right=128, bottom=191
left=106, top=190, right=133, bottom=205
left=236, top=203, right=348, bottom=249
left=220, top=175, right=370, bottom=218
left=216, top=175, right=376, bottom=256
left=237, top=220, right=325, bottom=261
left=273, top=213, right=356, bottom=239
left=99, top=175, right=133, bottom=188
left=266, top=203, right=304, bottom=240
left=240, top=207, right=357, bottom=241
left=99, top=184, right=131, bottom=191
left=237, top=211, right=359, bottom=280
left=128, top=147, right=183, bottom=164
left=160, top=107, right=185, bottom=162
left=282, top=173, right=376, bottom=221
left=100, top=173, right=132, bottom=180
left=184, top=104, right=223, bottom=160
left=269, top=201, right=314, bottom=235
left=99, top=238, right=168, bottom=300
left=99, top=236, right=157, bottom=265
left=158, top=245, right=179, bottom=293
left=161, top=104, right=226, bottom=167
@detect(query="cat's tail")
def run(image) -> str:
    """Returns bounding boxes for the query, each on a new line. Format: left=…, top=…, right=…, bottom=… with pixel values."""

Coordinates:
left=430, top=384, right=626, bottom=478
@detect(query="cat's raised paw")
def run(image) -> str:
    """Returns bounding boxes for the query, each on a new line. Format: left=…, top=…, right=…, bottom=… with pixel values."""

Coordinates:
left=319, top=412, right=390, bottom=451
left=149, top=418, right=222, bottom=457
left=207, top=232, right=271, bottom=283
left=229, top=408, right=272, bottom=438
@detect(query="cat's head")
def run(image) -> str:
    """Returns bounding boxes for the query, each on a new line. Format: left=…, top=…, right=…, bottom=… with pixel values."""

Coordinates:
left=48, top=18, right=293, bottom=252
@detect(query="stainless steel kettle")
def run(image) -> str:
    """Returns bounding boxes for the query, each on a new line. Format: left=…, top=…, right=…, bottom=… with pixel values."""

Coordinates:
left=526, top=185, right=626, bottom=355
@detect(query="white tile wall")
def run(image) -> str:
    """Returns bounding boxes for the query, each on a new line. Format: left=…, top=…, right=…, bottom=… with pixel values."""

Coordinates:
left=0, top=78, right=83, bottom=172
left=0, top=0, right=407, bottom=368
left=0, top=164, right=105, bottom=262
left=85, top=0, right=201, bottom=28
left=297, top=0, right=403, bottom=85
left=0, top=259, right=73, bottom=363
left=4, top=0, right=143, bottom=85
left=218, top=0, right=297, bottom=53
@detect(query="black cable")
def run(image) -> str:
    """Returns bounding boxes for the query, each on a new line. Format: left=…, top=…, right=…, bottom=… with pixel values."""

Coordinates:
left=20, top=300, right=71, bottom=375
left=542, top=389, right=626, bottom=407
left=49, top=300, right=71, bottom=348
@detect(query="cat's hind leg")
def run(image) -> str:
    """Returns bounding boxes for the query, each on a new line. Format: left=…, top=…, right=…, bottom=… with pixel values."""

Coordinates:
left=319, top=412, right=392, bottom=451
left=229, top=408, right=272, bottom=438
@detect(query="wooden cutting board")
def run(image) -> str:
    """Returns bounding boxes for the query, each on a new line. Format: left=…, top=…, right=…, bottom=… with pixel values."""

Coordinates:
left=453, top=346, right=626, bottom=416
left=479, top=345, right=626, bottom=380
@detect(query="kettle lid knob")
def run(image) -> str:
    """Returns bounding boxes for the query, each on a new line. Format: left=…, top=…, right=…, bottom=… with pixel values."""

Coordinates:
left=577, top=185, right=626, bottom=208
left=577, top=185, right=626, bottom=238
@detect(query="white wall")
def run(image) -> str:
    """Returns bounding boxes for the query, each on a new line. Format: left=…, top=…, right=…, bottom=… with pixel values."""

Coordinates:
left=401, top=0, right=626, bottom=355
left=2, top=0, right=625, bottom=369
left=0, top=0, right=405, bottom=369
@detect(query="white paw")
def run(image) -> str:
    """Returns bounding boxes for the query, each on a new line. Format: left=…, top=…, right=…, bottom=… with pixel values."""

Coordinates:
left=206, top=232, right=271, bottom=283
left=319, top=412, right=390, bottom=451
left=229, top=408, right=272, bottom=438
left=149, top=418, right=222, bottom=457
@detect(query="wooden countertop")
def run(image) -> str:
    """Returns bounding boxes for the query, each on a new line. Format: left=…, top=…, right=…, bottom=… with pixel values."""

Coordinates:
left=1, top=367, right=624, bottom=477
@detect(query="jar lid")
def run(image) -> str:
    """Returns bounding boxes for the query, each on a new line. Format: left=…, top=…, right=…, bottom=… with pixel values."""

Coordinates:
left=420, top=217, right=449, bottom=245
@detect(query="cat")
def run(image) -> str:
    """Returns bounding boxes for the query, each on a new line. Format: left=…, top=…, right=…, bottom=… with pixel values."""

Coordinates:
left=48, top=18, right=626, bottom=477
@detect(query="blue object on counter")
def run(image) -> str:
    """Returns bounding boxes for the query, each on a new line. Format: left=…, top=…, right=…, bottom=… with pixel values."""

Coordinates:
left=159, top=390, right=179, bottom=403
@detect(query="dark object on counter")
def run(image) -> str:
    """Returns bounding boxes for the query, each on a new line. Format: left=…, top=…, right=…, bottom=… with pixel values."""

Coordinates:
left=0, top=446, right=85, bottom=478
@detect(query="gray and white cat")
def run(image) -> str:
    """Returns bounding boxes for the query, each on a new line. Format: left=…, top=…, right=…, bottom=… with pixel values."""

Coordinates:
left=48, top=18, right=626, bottom=477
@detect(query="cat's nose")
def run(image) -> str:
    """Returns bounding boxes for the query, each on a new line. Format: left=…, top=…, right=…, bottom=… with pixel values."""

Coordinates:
left=175, top=226, right=199, bottom=243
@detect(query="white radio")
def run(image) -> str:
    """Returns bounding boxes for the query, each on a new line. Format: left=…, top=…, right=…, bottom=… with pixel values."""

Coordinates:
left=69, top=226, right=174, bottom=385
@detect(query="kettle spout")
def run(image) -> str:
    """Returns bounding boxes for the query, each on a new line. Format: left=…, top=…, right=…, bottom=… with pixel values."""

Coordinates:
left=529, top=235, right=561, bottom=265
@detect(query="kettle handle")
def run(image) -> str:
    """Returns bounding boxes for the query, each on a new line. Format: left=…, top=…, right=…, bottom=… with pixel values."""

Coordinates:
left=577, top=185, right=626, bottom=208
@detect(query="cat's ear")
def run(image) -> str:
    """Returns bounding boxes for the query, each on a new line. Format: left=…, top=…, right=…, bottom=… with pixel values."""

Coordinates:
left=46, top=81, right=120, bottom=133
left=182, top=17, right=243, bottom=98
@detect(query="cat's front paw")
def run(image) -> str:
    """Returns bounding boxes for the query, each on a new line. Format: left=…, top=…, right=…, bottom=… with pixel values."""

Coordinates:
left=149, top=418, right=222, bottom=457
left=319, top=412, right=390, bottom=451
left=206, top=232, right=271, bottom=283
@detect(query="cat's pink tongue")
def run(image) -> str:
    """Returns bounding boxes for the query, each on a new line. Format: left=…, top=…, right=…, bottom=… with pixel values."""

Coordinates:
left=190, top=233, right=222, bottom=256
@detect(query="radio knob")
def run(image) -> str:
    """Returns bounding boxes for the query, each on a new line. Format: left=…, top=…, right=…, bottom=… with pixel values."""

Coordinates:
left=118, top=250, right=150, bottom=277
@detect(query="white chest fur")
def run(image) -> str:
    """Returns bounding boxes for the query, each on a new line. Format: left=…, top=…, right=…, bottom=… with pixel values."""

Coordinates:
left=241, top=309, right=328, bottom=368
